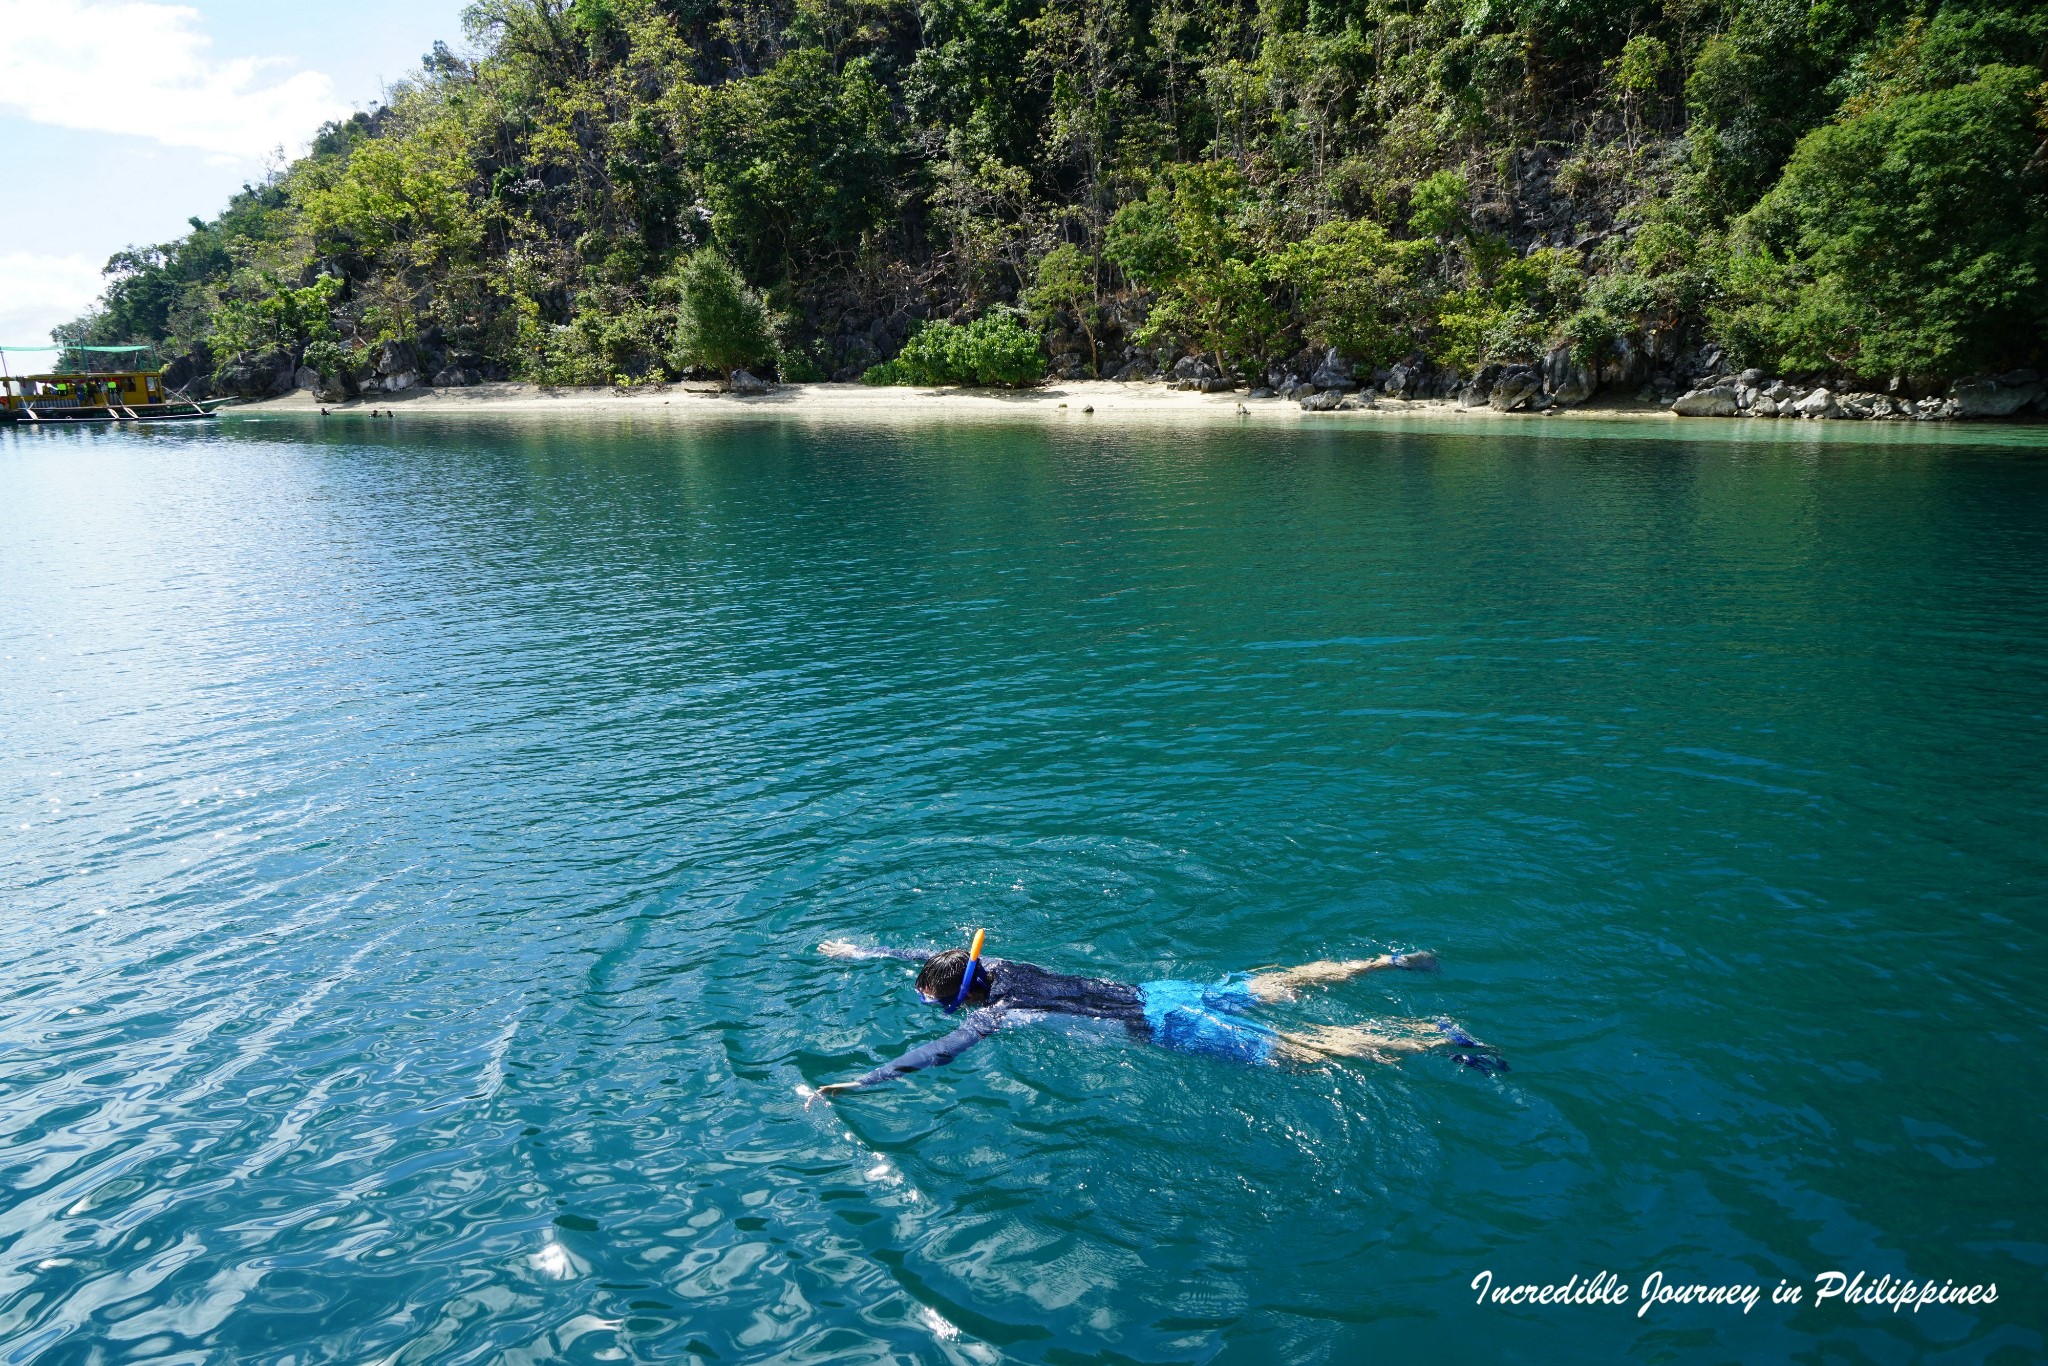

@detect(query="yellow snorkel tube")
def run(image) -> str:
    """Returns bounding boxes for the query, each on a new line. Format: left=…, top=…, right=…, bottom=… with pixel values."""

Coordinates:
left=946, top=928, right=987, bottom=1012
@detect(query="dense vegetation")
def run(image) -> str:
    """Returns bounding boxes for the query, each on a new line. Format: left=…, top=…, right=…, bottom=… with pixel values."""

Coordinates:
left=61, top=0, right=2048, bottom=397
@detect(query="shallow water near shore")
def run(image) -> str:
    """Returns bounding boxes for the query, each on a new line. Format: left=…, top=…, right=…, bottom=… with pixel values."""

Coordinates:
left=3, top=415, right=2044, bottom=1363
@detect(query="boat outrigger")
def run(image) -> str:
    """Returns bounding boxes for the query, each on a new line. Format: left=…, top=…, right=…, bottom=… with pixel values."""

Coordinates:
left=1, top=344, right=230, bottom=425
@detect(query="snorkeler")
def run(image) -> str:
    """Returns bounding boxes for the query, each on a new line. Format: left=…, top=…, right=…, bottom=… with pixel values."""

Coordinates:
left=809, top=931, right=1505, bottom=1100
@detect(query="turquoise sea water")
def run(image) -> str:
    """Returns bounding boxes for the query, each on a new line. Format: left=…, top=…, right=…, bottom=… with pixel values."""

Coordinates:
left=3, top=412, right=2045, bottom=1364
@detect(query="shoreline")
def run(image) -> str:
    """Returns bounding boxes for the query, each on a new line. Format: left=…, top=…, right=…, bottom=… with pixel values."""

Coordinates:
left=230, top=380, right=2048, bottom=445
left=238, top=379, right=1672, bottom=425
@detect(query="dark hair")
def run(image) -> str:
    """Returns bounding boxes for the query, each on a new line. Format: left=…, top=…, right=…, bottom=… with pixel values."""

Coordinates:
left=915, top=948, right=990, bottom=1006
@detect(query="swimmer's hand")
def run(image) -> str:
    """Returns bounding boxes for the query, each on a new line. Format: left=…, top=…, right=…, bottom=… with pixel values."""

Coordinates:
left=818, top=939, right=864, bottom=960
left=799, top=1082, right=861, bottom=1109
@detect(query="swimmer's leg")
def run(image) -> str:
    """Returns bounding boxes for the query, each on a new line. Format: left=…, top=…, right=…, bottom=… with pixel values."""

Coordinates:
left=1272, top=1018, right=1508, bottom=1073
left=1246, top=951, right=1439, bottom=1003
left=1271, top=1022, right=1440, bottom=1066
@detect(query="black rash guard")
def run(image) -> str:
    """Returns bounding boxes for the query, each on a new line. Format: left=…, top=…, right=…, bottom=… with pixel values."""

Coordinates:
left=840, top=947, right=1147, bottom=1088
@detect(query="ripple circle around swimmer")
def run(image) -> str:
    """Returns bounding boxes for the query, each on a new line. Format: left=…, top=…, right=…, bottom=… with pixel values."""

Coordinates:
left=2, top=414, right=2044, bottom=1363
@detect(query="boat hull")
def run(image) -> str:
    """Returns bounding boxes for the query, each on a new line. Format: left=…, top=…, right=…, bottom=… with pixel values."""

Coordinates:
left=4, top=403, right=221, bottom=425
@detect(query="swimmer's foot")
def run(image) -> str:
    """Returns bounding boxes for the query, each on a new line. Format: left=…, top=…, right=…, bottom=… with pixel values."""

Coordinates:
left=1434, top=1018, right=1510, bottom=1075
left=1388, top=950, right=1439, bottom=973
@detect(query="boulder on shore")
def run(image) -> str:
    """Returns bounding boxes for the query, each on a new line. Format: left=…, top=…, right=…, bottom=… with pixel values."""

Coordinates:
left=1309, top=347, right=1356, bottom=391
left=1795, top=387, right=1838, bottom=418
left=1949, top=372, right=2042, bottom=418
left=374, top=339, right=418, bottom=379
left=1458, top=363, right=1504, bottom=408
left=1489, top=367, right=1541, bottom=411
left=1542, top=345, right=1597, bottom=405
left=729, top=368, right=772, bottom=395
left=1672, top=385, right=1739, bottom=417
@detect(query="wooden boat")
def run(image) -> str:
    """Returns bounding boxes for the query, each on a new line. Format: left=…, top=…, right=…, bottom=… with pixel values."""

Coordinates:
left=1, top=344, right=228, bottom=425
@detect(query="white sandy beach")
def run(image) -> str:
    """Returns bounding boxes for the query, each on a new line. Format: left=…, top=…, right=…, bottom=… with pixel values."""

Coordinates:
left=238, top=378, right=1678, bottom=426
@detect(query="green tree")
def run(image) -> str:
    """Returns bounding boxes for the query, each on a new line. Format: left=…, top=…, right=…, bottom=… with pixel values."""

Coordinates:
left=669, top=251, right=774, bottom=383
left=1024, top=243, right=1101, bottom=374
left=1102, top=199, right=1183, bottom=285
left=1718, top=65, right=2048, bottom=377
left=696, top=48, right=898, bottom=282
left=1429, top=248, right=1588, bottom=370
left=1408, top=169, right=1470, bottom=243
left=1277, top=220, right=1430, bottom=367
left=209, top=274, right=345, bottom=357
left=1611, top=34, right=1670, bottom=144
left=1105, top=163, right=1281, bottom=373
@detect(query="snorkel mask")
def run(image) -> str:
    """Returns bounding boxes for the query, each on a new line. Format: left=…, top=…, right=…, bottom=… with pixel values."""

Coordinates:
left=947, top=928, right=988, bottom=1012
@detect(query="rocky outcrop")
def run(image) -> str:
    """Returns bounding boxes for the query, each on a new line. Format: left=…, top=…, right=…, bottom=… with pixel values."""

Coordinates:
left=1379, top=361, right=1420, bottom=397
left=432, top=366, right=482, bottom=387
left=214, top=349, right=296, bottom=398
left=1170, top=356, right=1235, bottom=391
left=1664, top=374, right=1979, bottom=421
left=1458, top=364, right=1504, bottom=408
left=1541, top=345, right=1596, bottom=405
left=371, top=339, right=420, bottom=392
left=1217, top=331, right=2041, bottom=424
left=1488, top=367, right=1542, bottom=411
left=1596, top=335, right=1652, bottom=392
left=1308, top=348, right=1357, bottom=392
left=1299, top=388, right=1364, bottom=412
left=729, top=368, right=773, bottom=395
left=1950, top=370, right=2042, bottom=418
left=161, top=349, right=209, bottom=395
left=1793, top=386, right=1838, bottom=418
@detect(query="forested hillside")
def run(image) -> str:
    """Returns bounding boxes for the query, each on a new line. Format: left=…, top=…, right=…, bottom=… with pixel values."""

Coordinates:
left=62, top=0, right=2048, bottom=405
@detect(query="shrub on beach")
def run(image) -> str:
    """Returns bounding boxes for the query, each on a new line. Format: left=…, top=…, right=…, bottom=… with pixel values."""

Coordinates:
left=863, top=313, right=1043, bottom=388
left=669, top=251, right=775, bottom=383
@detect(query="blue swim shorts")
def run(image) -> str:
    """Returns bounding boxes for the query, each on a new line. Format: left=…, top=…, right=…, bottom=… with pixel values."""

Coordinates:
left=1138, top=974, right=1278, bottom=1066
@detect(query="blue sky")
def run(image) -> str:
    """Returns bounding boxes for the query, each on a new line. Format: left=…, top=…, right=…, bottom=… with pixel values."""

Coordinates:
left=0, top=0, right=469, bottom=344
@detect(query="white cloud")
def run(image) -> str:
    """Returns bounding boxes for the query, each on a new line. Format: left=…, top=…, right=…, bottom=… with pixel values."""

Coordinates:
left=0, top=0, right=350, bottom=159
left=0, top=252, right=106, bottom=347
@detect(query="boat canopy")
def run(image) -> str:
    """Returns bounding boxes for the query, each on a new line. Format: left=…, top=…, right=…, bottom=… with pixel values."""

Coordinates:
left=1, top=343, right=155, bottom=375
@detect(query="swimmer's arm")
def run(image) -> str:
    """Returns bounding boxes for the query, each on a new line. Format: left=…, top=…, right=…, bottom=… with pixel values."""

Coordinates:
left=818, top=939, right=928, bottom=962
left=819, top=1009, right=1006, bottom=1095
